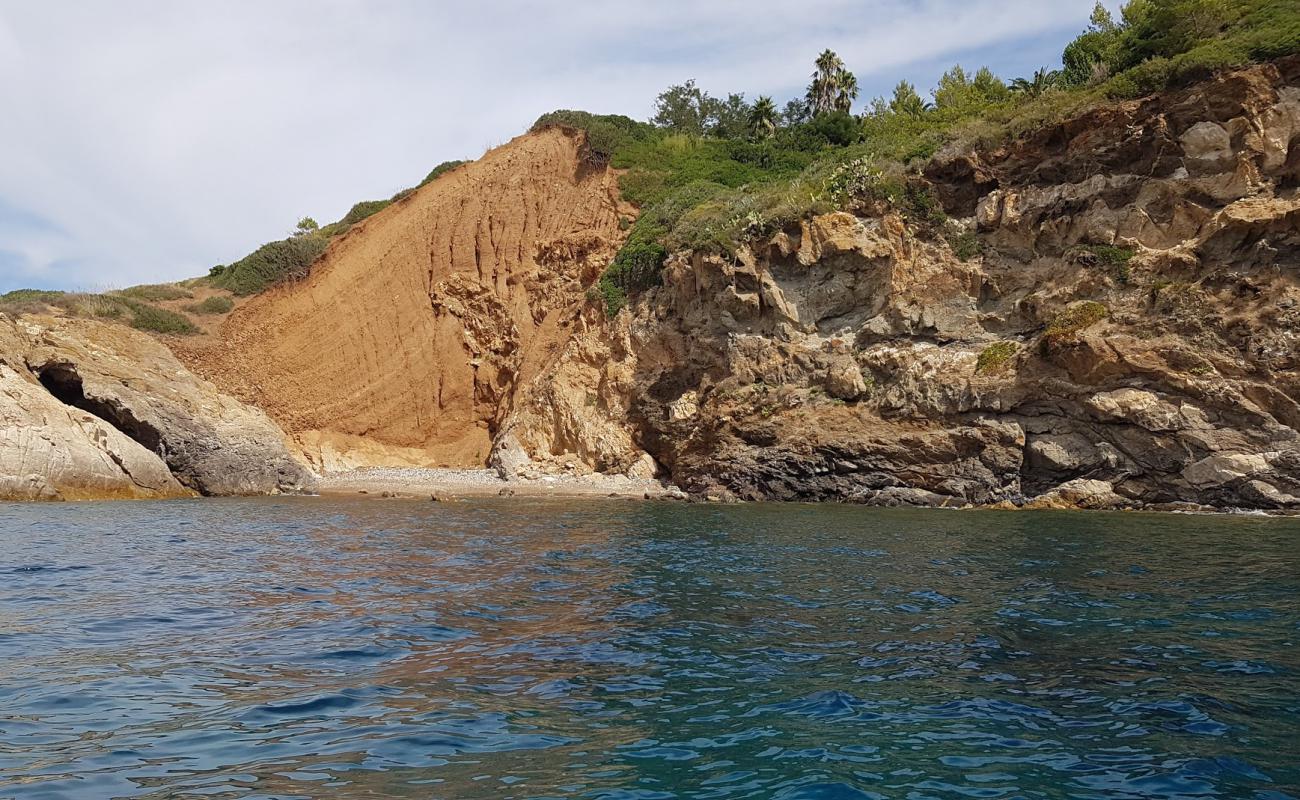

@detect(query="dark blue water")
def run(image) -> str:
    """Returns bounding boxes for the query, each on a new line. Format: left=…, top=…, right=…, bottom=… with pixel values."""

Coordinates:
left=1, top=499, right=1297, bottom=799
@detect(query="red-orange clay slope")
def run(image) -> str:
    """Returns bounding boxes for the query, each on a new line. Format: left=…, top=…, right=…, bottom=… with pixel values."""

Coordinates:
left=179, top=126, right=628, bottom=469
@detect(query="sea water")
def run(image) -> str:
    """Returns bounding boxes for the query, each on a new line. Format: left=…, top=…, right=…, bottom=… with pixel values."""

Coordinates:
left=0, top=498, right=1297, bottom=799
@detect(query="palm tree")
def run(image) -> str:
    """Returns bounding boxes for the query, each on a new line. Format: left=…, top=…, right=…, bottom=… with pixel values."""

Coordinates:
left=807, top=49, right=855, bottom=117
left=749, top=95, right=779, bottom=138
left=888, top=80, right=931, bottom=117
left=835, top=71, right=859, bottom=113
left=1010, top=67, right=1061, bottom=98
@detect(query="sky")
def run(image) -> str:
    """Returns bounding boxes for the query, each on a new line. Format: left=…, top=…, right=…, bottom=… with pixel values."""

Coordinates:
left=0, top=1, right=1112, bottom=293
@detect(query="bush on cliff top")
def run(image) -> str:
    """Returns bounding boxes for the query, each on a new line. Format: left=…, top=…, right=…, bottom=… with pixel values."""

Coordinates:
left=210, top=233, right=329, bottom=296
left=121, top=300, right=198, bottom=335
left=531, top=0, right=1298, bottom=316
left=185, top=295, right=235, bottom=315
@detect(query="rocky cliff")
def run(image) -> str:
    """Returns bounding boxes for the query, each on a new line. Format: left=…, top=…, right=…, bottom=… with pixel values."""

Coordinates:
left=7, top=61, right=1298, bottom=510
left=498, top=59, right=1300, bottom=511
left=0, top=316, right=312, bottom=501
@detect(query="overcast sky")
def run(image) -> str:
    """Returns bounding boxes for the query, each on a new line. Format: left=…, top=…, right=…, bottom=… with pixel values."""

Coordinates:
left=0, top=1, right=1109, bottom=293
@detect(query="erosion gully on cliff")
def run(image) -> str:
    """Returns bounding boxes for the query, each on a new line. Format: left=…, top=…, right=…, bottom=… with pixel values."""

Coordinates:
left=4, top=60, right=1300, bottom=510
left=174, top=126, right=633, bottom=473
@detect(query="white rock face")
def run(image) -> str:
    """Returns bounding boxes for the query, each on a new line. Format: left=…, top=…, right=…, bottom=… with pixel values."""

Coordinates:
left=0, top=315, right=314, bottom=501
left=1180, top=121, right=1233, bottom=163
left=1182, top=453, right=1271, bottom=487
left=0, top=363, right=188, bottom=500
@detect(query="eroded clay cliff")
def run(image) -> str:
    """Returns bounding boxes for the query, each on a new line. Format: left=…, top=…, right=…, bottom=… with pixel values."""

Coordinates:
left=179, top=126, right=629, bottom=470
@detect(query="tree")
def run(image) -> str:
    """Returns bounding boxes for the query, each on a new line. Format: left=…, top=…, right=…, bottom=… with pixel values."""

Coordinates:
left=888, top=80, right=930, bottom=117
left=781, top=98, right=809, bottom=126
left=1010, top=67, right=1062, bottom=98
left=710, top=92, right=753, bottom=138
left=1117, top=0, right=1230, bottom=68
left=294, top=217, right=319, bottom=236
left=805, top=49, right=859, bottom=116
left=972, top=67, right=1010, bottom=103
left=651, top=80, right=713, bottom=135
left=651, top=80, right=751, bottom=138
left=934, top=65, right=1011, bottom=110
left=1061, top=2, right=1124, bottom=85
left=749, top=96, right=779, bottom=138
left=835, top=70, right=859, bottom=113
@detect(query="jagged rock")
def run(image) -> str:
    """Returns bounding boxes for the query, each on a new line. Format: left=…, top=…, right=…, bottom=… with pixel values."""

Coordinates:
left=1026, top=479, right=1126, bottom=510
left=1182, top=452, right=1272, bottom=487
left=626, top=452, right=659, bottom=479
left=488, top=429, right=532, bottom=480
left=1026, top=433, right=1102, bottom=474
left=824, top=358, right=867, bottom=400
left=866, top=487, right=961, bottom=507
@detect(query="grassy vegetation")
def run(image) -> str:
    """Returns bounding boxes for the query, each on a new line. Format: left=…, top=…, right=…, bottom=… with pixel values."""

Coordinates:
left=538, top=0, right=1297, bottom=315
left=1077, top=244, right=1136, bottom=284
left=1045, top=301, right=1110, bottom=340
left=112, top=283, right=193, bottom=302
left=947, top=229, right=982, bottom=261
left=185, top=295, right=235, bottom=315
left=120, top=300, right=198, bottom=335
left=0, top=289, right=198, bottom=335
left=0, top=289, right=65, bottom=307
left=976, top=341, right=1019, bottom=373
left=421, top=160, right=468, bottom=186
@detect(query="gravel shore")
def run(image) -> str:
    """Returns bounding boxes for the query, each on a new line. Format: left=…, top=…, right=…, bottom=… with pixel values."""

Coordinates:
left=315, top=467, right=683, bottom=500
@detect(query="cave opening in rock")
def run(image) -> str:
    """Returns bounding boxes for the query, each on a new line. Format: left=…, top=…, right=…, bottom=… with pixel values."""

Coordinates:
left=36, top=363, right=166, bottom=455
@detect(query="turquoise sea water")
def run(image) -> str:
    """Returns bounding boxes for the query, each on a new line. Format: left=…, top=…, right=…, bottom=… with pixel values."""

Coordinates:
left=0, top=498, right=1297, bottom=799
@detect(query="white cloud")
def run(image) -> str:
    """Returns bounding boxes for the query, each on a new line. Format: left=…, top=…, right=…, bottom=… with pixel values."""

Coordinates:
left=0, top=0, right=1096, bottom=291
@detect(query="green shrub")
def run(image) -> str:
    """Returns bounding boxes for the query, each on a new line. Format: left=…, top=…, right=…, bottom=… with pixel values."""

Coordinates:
left=211, top=233, right=328, bottom=296
left=1079, top=243, right=1136, bottom=283
left=339, top=199, right=390, bottom=227
left=420, top=159, right=468, bottom=186
left=119, top=300, right=198, bottom=335
left=531, top=110, right=654, bottom=162
left=112, top=283, right=193, bottom=302
left=824, top=156, right=897, bottom=207
left=947, top=228, right=982, bottom=261
left=976, top=341, right=1019, bottom=373
left=185, top=295, right=235, bottom=315
left=390, top=187, right=416, bottom=203
left=902, top=184, right=948, bottom=226
left=0, top=288, right=65, bottom=306
left=1045, top=301, right=1109, bottom=339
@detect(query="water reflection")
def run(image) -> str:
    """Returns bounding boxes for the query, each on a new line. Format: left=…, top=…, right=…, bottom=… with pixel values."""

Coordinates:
left=0, top=498, right=1296, bottom=799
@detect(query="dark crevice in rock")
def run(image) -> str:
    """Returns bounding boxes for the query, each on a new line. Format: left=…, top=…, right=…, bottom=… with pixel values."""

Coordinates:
left=35, top=363, right=167, bottom=457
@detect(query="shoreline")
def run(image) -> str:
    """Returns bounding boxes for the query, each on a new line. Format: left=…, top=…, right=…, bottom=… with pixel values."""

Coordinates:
left=313, top=467, right=685, bottom=500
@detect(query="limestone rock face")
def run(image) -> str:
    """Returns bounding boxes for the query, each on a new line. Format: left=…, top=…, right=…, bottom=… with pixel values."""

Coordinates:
left=499, top=58, right=1300, bottom=511
left=0, top=316, right=313, bottom=500
left=0, top=362, right=189, bottom=501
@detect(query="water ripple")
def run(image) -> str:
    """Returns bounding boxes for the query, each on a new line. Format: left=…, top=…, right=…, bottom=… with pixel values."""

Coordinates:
left=0, top=498, right=1296, bottom=799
